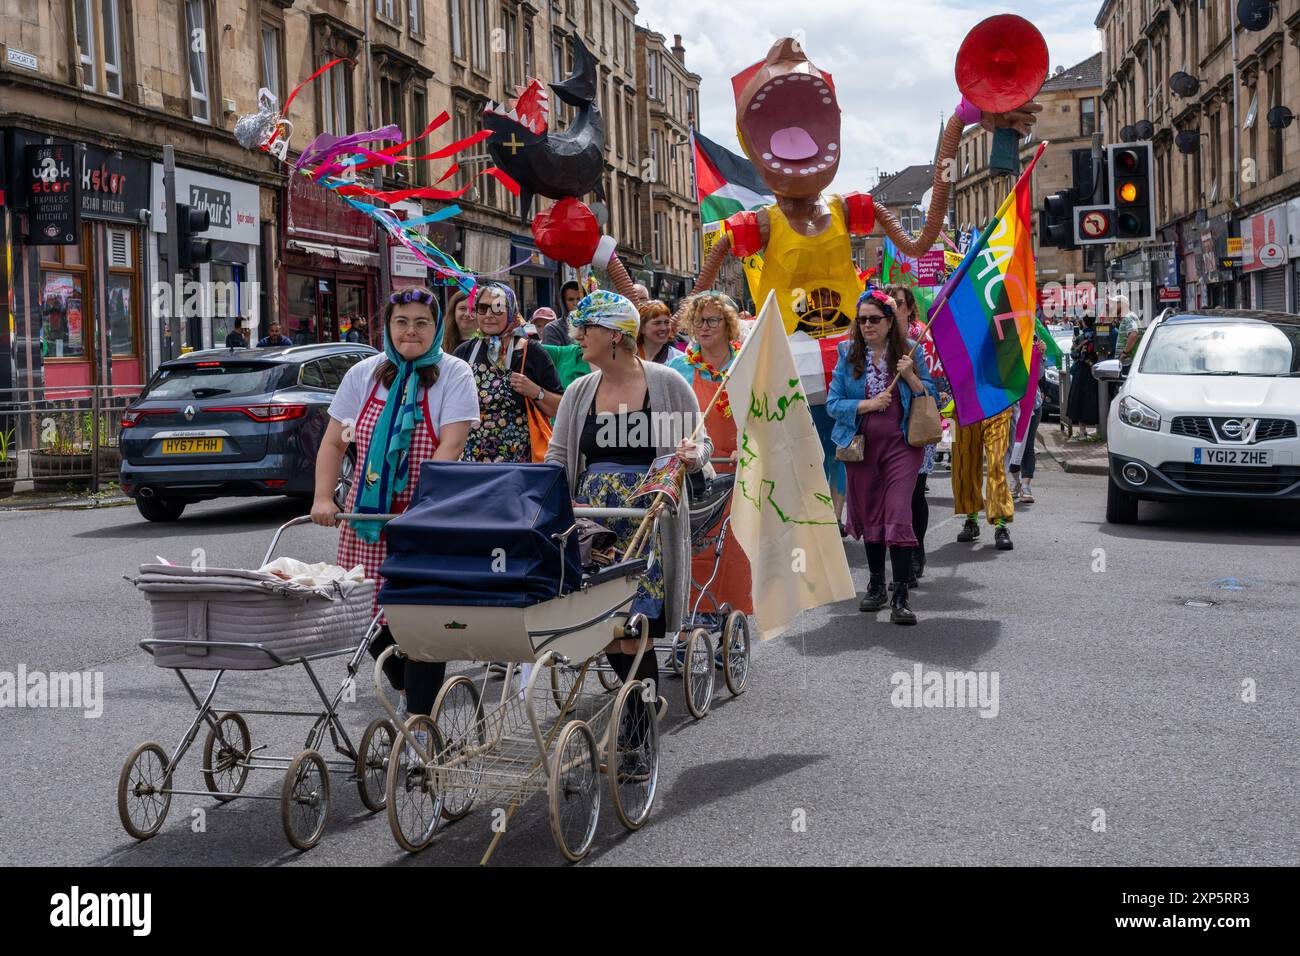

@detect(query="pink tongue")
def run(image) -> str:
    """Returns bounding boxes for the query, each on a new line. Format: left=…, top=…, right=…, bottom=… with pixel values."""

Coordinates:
left=770, top=127, right=819, bottom=160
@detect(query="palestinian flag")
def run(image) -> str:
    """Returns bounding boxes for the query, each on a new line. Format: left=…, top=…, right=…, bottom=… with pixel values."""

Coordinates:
left=693, top=131, right=773, bottom=224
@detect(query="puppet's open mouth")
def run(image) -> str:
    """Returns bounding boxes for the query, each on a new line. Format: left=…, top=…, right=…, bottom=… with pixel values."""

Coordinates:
left=742, top=73, right=840, bottom=177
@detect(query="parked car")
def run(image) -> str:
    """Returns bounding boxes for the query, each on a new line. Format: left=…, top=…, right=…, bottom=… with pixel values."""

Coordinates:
left=120, top=344, right=376, bottom=521
left=1096, top=309, right=1300, bottom=524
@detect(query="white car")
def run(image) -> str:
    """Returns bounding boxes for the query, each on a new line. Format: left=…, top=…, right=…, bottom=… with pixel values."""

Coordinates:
left=1095, top=309, right=1300, bottom=524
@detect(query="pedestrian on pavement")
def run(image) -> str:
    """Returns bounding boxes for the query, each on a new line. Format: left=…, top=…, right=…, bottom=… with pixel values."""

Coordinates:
left=257, top=322, right=292, bottom=347
left=454, top=282, right=562, bottom=464
left=530, top=306, right=557, bottom=339
left=1112, top=294, right=1144, bottom=373
left=224, top=321, right=249, bottom=348
left=310, top=286, right=479, bottom=716
left=542, top=280, right=584, bottom=346
left=828, top=289, right=937, bottom=625
left=637, top=300, right=677, bottom=363
left=442, top=288, right=477, bottom=355
left=546, top=290, right=714, bottom=726
left=1065, top=316, right=1100, bottom=438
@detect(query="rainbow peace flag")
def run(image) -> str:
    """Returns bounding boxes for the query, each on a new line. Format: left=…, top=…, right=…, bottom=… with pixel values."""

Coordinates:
left=928, top=142, right=1046, bottom=430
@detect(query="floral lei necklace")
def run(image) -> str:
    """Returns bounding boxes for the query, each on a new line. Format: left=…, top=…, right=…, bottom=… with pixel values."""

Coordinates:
left=686, top=340, right=742, bottom=418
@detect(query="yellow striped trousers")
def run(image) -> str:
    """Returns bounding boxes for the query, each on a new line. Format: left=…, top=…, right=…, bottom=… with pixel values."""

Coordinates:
left=951, top=408, right=1014, bottom=523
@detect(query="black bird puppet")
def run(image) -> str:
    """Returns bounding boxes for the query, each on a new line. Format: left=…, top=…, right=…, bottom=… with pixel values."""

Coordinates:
left=482, top=37, right=606, bottom=222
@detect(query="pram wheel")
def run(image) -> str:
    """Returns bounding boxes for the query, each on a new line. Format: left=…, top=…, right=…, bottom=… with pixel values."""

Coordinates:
left=548, top=720, right=601, bottom=862
left=202, top=712, right=250, bottom=802
left=117, top=742, right=173, bottom=840
left=607, top=680, right=659, bottom=831
left=356, top=718, right=396, bottom=813
left=683, top=628, right=716, bottom=720
left=721, top=611, right=752, bottom=696
left=281, top=749, right=330, bottom=851
left=549, top=658, right=586, bottom=713
left=386, top=715, right=446, bottom=853
left=432, top=676, right=485, bottom=821
left=598, top=668, right=621, bottom=692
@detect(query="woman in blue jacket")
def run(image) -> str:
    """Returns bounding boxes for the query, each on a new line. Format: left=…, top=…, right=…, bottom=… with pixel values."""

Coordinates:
left=827, top=290, right=938, bottom=624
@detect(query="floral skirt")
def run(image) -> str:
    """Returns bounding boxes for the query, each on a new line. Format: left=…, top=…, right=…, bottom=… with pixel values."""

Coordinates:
left=574, top=464, right=664, bottom=619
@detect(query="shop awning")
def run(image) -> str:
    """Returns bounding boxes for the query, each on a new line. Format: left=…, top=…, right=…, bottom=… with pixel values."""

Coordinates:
left=287, top=239, right=379, bottom=267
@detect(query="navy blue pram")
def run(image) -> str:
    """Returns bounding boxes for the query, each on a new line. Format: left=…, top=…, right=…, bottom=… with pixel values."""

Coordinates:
left=378, top=462, right=584, bottom=609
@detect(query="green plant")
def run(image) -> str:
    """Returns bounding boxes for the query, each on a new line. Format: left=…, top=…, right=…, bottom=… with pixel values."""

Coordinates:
left=38, top=409, right=89, bottom=455
left=0, top=426, right=14, bottom=463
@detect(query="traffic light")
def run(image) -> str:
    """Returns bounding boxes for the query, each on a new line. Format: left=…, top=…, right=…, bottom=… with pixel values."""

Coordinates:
left=1111, top=144, right=1155, bottom=240
left=1073, top=143, right=1155, bottom=245
left=176, top=202, right=212, bottom=270
left=1041, top=149, right=1099, bottom=251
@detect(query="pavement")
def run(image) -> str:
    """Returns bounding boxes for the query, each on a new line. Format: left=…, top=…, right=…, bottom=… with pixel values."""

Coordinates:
left=1036, top=417, right=1109, bottom=476
left=2, top=461, right=1298, bottom=867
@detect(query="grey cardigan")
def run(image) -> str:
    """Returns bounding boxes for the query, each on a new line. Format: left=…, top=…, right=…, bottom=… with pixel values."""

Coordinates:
left=546, top=360, right=713, bottom=632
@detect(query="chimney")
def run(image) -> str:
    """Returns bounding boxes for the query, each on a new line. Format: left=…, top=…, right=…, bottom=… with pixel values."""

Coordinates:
left=672, top=34, right=685, bottom=64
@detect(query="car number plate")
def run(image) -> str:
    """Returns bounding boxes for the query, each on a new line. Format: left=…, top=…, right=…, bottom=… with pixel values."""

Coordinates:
left=1194, top=447, right=1272, bottom=467
left=162, top=437, right=223, bottom=454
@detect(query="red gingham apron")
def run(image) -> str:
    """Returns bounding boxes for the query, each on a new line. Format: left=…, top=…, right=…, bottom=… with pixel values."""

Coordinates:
left=337, top=376, right=438, bottom=621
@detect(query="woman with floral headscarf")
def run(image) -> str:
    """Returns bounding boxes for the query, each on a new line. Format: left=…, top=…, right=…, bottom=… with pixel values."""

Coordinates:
left=827, top=289, right=937, bottom=626
left=454, top=281, right=563, bottom=463
left=311, top=287, right=480, bottom=715
left=547, top=291, right=713, bottom=738
left=667, top=291, right=752, bottom=629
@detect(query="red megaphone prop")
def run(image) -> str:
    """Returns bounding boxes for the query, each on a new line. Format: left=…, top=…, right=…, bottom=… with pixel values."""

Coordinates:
left=955, top=14, right=1049, bottom=114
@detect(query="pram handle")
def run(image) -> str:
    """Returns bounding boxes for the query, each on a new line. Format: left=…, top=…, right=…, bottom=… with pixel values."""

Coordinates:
left=262, top=513, right=401, bottom=567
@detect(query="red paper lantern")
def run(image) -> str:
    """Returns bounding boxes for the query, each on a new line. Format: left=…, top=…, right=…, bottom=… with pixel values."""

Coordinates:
left=531, top=197, right=600, bottom=268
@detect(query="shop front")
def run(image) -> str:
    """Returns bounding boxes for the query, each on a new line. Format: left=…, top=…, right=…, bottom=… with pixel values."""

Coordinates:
left=149, top=162, right=261, bottom=361
left=2, top=129, right=152, bottom=394
left=1240, top=204, right=1291, bottom=312
left=1198, top=213, right=1239, bottom=309
left=282, top=176, right=379, bottom=346
left=510, top=235, right=557, bottom=319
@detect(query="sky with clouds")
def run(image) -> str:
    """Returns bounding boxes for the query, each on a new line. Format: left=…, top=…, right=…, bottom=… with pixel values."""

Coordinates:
left=635, top=0, right=1103, bottom=192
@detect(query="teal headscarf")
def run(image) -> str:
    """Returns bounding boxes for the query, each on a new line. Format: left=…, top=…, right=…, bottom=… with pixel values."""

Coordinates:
left=353, top=288, right=443, bottom=543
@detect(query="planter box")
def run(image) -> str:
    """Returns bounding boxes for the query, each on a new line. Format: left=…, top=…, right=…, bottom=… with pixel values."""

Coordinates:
left=30, top=451, right=93, bottom=490
left=0, top=460, right=15, bottom=499
left=97, top=445, right=121, bottom=475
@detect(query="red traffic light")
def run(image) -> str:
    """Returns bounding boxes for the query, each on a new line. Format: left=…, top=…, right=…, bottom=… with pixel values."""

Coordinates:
left=1115, top=149, right=1140, bottom=172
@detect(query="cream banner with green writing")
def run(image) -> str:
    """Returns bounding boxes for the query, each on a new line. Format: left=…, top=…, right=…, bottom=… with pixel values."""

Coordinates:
left=725, top=291, right=856, bottom=640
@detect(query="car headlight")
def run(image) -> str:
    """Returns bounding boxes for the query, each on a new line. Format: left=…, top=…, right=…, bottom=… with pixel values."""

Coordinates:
left=1044, top=367, right=1060, bottom=385
left=1117, top=395, right=1160, bottom=431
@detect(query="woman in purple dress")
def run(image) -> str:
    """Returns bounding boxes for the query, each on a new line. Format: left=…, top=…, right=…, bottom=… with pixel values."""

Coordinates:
left=827, top=289, right=938, bottom=625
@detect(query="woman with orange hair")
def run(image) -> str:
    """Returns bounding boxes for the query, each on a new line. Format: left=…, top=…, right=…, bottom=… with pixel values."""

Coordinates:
left=667, top=291, right=753, bottom=632
left=637, top=300, right=677, bottom=364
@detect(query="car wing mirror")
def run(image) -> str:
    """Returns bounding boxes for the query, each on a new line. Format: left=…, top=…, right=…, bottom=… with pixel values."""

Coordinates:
left=1092, top=358, right=1124, bottom=382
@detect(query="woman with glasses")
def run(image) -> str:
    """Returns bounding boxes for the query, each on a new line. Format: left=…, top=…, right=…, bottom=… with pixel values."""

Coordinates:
left=546, top=291, right=713, bottom=724
left=667, top=291, right=753, bottom=628
left=827, top=290, right=937, bottom=625
left=310, top=287, right=480, bottom=715
left=453, top=282, right=563, bottom=463
left=637, top=301, right=677, bottom=364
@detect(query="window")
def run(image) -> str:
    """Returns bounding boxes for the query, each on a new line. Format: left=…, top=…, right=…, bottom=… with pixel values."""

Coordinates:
left=1079, top=97, right=1096, bottom=137
left=1268, top=64, right=1284, bottom=179
left=260, top=24, right=283, bottom=106
left=470, top=0, right=489, bottom=72
left=410, top=87, right=427, bottom=184
left=39, top=231, right=91, bottom=360
left=380, top=76, right=404, bottom=133
left=653, top=211, right=665, bottom=262
left=375, top=0, right=395, bottom=21
left=612, top=10, right=620, bottom=66
left=185, top=0, right=211, bottom=122
left=409, top=0, right=421, bottom=35
left=615, top=87, right=624, bottom=157
left=74, top=0, right=124, bottom=97
left=523, top=20, right=534, bottom=79
left=646, top=50, right=658, bottom=100
left=450, top=0, right=464, bottom=59
left=321, top=57, right=352, bottom=135
left=1209, top=111, right=1221, bottom=203
left=501, top=6, right=517, bottom=89
left=650, top=130, right=661, bottom=182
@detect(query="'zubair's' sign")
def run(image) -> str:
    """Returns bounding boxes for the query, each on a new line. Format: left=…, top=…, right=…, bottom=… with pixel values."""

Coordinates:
left=25, top=143, right=80, bottom=245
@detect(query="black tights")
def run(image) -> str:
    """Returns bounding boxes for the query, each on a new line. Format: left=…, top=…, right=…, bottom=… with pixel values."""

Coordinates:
left=606, top=611, right=664, bottom=741
left=866, top=541, right=913, bottom=583
left=911, top=474, right=929, bottom=549
left=370, top=625, right=446, bottom=716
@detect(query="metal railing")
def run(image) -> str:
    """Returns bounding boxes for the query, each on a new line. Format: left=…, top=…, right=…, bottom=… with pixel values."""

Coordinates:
left=0, top=385, right=145, bottom=495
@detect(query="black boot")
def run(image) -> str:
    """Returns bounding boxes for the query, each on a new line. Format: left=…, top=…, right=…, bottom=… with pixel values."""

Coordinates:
left=890, top=582, right=917, bottom=625
left=912, top=545, right=926, bottom=579
left=859, top=574, right=887, bottom=612
left=957, top=518, right=980, bottom=542
left=995, top=524, right=1014, bottom=550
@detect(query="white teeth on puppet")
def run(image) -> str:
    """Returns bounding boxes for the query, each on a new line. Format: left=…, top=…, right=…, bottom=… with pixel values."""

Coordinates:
left=783, top=167, right=792, bottom=173
left=751, top=103, right=761, bottom=110
left=824, top=155, right=834, bottom=162
left=757, top=92, right=767, bottom=100
left=829, top=143, right=838, bottom=150
left=762, top=152, right=772, bottom=160
left=822, top=97, right=832, bottom=104
left=817, top=164, right=826, bottom=170
left=771, top=162, right=781, bottom=168
left=774, top=79, right=784, bottom=85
